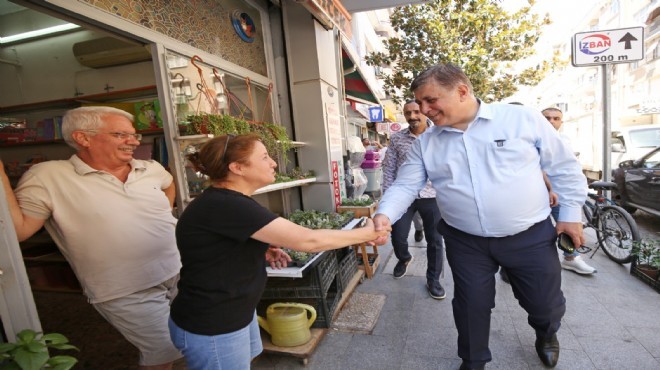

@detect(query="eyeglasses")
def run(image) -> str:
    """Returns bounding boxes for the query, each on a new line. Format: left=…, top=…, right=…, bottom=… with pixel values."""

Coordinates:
left=81, top=130, right=142, bottom=141
left=221, top=134, right=236, bottom=163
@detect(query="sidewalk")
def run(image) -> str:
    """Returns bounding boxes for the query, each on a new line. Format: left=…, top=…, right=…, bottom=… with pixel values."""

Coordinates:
left=253, top=228, right=660, bottom=370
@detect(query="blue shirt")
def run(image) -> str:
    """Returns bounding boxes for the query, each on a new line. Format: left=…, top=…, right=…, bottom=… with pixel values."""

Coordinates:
left=376, top=102, right=587, bottom=237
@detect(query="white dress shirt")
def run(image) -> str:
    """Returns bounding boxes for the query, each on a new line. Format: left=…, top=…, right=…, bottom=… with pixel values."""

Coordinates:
left=377, top=102, right=587, bottom=237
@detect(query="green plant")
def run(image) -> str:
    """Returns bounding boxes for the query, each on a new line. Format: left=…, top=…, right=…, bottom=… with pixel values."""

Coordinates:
left=283, top=248, right=313, bottom=263
left=0, top=329, right=78, bottom=370
left=287, top=210, right=354, bottom=230
left=340, top=197, right=375, bottom=207
left=185, top=114, right=293, bottom=165
left=631, top=239, right=660, bottom=269
left=274, top=168, right=315, bottom=183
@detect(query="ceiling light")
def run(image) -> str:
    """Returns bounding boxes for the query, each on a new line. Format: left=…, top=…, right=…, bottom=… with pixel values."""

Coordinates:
left=0, top=23, right=80, bottom=45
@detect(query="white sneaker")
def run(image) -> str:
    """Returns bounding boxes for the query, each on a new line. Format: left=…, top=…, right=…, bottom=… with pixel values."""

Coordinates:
left=561, top=255, right=597, bottom=274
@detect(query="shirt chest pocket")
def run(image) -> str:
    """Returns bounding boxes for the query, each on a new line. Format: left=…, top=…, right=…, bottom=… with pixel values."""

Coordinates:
left=485, top=138, right=536, bottom=176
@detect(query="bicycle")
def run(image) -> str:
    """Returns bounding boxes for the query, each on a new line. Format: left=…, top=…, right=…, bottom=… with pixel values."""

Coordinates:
left=581, top=181, right=641, bottom=264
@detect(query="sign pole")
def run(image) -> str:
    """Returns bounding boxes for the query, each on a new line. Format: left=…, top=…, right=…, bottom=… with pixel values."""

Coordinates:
left=572, top=26, right=644, bottom=188
left=601, top=64, right=612, bottom=186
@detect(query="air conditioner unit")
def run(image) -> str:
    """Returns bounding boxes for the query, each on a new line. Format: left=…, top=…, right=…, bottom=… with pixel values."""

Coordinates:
left=73, top=37, right=151, bottom=68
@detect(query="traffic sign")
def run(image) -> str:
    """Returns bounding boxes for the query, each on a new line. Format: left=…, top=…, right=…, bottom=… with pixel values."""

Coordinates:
left=572, top=27, right=644, bottom=67
left=368, top=106, right=383, bottom=122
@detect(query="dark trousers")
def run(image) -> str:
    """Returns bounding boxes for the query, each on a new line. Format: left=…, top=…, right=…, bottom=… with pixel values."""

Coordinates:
left=438, top=218, right=565, bottom=367
left=391, top=198, right=444, bottom=281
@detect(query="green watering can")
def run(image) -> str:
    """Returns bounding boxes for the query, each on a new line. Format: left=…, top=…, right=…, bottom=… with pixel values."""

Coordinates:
left=257, top=302, right=317, bottom=347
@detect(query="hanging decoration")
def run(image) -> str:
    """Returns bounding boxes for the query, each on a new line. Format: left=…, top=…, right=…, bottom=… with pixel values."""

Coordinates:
left=230, top=10, right=256, bottom=43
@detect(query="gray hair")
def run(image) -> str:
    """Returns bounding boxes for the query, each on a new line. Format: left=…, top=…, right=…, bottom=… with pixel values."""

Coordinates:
left=62, top=106, right=134, bottom=149
left=410, top=64, right=473, bottom=94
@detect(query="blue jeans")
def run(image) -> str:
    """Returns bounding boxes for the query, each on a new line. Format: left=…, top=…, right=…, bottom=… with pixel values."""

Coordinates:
left=391, top=198, right=444, bottom=281
left=168, top=312, right=262, bottom=370
left=551, top=205, right=578, bottom=257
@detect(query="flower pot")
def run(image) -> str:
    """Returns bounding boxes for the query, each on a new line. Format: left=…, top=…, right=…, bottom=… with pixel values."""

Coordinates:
left=636, top=264, right=660, bottom=280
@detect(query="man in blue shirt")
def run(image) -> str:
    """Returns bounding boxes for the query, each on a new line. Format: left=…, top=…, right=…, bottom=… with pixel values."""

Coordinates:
left=373, top=64, right=587, bottom=370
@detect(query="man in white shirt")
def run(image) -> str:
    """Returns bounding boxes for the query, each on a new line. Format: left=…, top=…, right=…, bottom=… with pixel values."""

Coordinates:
left=0, top=107, right=182, bottom=369
left=542, top=107, right=596, bottom=275
left=373, top=64, right=586, bottom=370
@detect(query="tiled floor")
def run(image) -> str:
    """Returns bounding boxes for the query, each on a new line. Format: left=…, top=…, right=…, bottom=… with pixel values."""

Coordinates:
left=253, top=227, right=660, bottom=370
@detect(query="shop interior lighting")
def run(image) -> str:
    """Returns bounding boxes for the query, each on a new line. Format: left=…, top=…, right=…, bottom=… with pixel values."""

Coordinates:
left=0, top=23, right=81, bottom=45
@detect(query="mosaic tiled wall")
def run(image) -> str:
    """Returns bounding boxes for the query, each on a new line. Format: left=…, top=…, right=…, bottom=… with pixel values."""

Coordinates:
left=78, top=0, right=268, bottom=76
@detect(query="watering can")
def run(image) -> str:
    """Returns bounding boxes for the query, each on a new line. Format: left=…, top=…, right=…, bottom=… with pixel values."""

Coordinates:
left=257, top=303, right=317, bottom=347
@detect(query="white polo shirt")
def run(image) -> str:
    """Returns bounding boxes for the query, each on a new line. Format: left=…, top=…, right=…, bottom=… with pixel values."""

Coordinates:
left=16, top=155, right=181, bottom=303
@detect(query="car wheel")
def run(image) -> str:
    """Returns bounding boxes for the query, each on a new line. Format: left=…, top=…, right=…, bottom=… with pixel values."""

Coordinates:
left=611, top=190, right=637, bottom=214
left=620, top=204, right=637, bottom=214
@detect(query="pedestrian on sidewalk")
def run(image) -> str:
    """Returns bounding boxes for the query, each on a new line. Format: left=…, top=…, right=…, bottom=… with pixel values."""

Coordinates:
left=412, top=211, right=424, bottom=242
left=381, top=100, right=445, bottom=299
left=373, top=64, right=587, bottom=370
left=542, top=107, right=596, bottom=275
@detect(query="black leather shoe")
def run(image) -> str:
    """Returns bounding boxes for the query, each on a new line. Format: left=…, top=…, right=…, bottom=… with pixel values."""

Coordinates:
left=459, top=361, right=485, bottom=370
left=393, top=257, right=413, bottom=279
left=535, top=333, right=560, bottom=368
left=414, top=230, right=424, bottom=242
left=426, top=280, right=446, bottom=300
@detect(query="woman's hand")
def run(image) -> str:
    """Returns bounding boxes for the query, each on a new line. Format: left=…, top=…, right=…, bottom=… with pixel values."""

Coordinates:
left=266, top=246, right=292, bottom=269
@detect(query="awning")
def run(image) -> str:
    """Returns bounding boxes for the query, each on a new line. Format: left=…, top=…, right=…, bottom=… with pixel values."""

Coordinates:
left=341, top=41, right=381, bottom=105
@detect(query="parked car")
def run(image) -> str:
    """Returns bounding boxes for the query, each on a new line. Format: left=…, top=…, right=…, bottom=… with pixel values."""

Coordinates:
left=611, top=124, right=660, bottom=169
left=611, top=146, right=660, bottom=216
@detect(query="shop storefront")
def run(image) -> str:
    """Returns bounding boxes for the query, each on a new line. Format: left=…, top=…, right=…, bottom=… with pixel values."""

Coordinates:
left=0, top=0, right=387, bottom=357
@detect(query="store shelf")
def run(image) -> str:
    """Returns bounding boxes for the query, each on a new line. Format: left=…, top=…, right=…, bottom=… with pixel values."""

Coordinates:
left=254, top=177, right=316, bottom=195
left=0, top=86, right=158, bottom=115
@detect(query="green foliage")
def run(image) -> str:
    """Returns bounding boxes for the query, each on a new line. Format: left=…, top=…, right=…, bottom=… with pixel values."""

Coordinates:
left=283, top=249, right=313, bottom=263
left=185, top=114, right=293, bottom=165
left=366, top=0, right=563, bottom=103
left=340, top=197, right=376, bottom=207
left=631, top=239, right=660, bottom=269
left=274, top=168, right=315, bottom=183
left=287, top=210, right=354, bottom=230
left=0, top=329, right=78, bottom=370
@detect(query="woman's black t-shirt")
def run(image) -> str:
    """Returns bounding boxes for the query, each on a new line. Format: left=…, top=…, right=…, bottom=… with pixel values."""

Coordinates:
left=171, top=187, right=278, bottom=335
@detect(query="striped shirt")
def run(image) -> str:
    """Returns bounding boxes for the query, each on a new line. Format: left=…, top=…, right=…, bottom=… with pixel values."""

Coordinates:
left=381, top=127, right=436, bottom=198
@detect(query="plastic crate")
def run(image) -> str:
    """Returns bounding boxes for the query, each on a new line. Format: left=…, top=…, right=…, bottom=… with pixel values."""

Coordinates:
left=262, top=251, right=338, bottom=299
left=630, top=258, right=660, bottom=293
left=258, top=277, right=341, bottom=328
left=337, top=249, right=358, bottom=291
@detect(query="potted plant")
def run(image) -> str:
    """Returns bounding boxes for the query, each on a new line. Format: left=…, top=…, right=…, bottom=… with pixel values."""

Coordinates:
left=631, top=239, right=660, bottom=280
left=337, top=196, right=378, bottom=218
left=0, top=329, right=78, bottom=370
left=185, top=113, right=293, bottom=164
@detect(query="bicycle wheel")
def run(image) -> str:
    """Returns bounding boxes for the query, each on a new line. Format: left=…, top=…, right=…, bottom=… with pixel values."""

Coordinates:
left=595, top=205, right=640, bottom=264
left=582, top=201, right=594, bottom=227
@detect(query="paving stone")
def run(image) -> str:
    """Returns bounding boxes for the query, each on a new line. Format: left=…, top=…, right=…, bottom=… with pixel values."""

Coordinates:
left=331, top=292, right=386, bottom=334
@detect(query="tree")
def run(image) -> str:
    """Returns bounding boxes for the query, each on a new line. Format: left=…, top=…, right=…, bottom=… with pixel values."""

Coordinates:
left=367, top=0, right=562, bottom=103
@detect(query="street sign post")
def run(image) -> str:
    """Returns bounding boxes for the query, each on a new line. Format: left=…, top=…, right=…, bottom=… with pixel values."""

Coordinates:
left=571, top=26, right=645, bottom=185
left=572, top=26, right=644, bottom=67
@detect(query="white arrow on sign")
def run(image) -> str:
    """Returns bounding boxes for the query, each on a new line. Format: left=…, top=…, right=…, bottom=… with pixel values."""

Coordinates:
left=572, top=26, right=644, bottom=67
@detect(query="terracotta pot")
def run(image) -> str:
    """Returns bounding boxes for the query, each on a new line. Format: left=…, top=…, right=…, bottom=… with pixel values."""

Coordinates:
left=636, top=264, right=660, bottom=280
